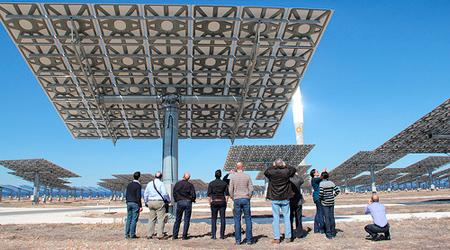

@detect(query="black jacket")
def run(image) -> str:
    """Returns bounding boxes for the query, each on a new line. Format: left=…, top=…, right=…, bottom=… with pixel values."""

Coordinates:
left=173, top=179, right=196, bottom=202
left=290, top=174, right=305, bottom=205
left=264, top=166, right=297, bottom=200
left=207, top=178, right=229, bottom=198
left=126, top=181, right=142, bottom=207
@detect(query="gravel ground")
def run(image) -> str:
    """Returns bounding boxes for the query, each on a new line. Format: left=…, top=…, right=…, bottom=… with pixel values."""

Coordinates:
left=0, top=218, right=449, bottom=249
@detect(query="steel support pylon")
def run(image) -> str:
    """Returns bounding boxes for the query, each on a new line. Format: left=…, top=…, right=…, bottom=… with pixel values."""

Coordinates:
left=427, top=168, right=435, bottom=190
left=33, top=173, right=40, bottom=204
left=161, top=95, right=180, bottom=215
left=369, top=166, right=377, bottom=193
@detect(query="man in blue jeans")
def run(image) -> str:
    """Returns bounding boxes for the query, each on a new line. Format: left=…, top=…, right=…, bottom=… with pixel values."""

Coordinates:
left=125, top=171, right=143, bottom=239
left=319, top=171, right=341, bottom=239
left=264, top=159, right=297, bottom=244
left=229, top=162, right=254, bottom=245
left=172, top=172, right=196, bottom=240
left=310, top=169, right=324, bottom=233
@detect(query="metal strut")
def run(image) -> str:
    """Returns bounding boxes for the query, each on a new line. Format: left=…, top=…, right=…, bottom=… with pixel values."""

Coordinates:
left=161, top=95, right=180, bottom=215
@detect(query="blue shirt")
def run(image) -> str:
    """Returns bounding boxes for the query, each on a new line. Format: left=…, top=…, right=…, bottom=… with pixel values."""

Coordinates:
left=143, top=178, right=170, bottom=203
left=311, top=177, right=322, bottom=202
left=365, top=202, right=388, bottom=227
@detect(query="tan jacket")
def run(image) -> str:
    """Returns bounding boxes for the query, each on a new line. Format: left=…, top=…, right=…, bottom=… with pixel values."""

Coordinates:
left=229, top=171, right=253, bottom=199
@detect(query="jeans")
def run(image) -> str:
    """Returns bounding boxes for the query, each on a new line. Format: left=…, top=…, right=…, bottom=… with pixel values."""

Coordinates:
left=322, top=205, right=336, bottom=238
left=233, top=198, right=253, bottom=244
left=173, top=200, right=192, bottom=239
left=365, top=223, right=390, bottom=238
left=314, top=200, right=325, bottom=233
left=290, top=201, right=303, bottom=238
left=125, top=202, right=140, bottom=237
left=211, top=203, right=227, bottom=239
left=147, top=200, right=166, bottom=238
left=271, top=200, right=291, bottom=240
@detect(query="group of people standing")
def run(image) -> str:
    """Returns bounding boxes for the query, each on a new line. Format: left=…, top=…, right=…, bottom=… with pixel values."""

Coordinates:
left=124, top=161, right=391, bottom=244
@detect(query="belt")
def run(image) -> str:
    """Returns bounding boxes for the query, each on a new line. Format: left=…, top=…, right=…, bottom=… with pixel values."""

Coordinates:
left=148, top=199, right=163, bottom=201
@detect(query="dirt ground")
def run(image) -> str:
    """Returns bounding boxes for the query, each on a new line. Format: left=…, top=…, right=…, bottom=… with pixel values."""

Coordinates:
left=0, top=218, right=449, bottom=249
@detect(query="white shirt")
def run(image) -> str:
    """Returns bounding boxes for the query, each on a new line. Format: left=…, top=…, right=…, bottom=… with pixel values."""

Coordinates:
left=143, top=178, right=170, bottom=203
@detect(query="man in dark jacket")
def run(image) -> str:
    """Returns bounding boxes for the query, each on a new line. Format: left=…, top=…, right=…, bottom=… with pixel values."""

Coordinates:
left=207, top=169, right=229, bottom=240
left=125, top=171, right=143, bottom=239
left=172, top=172, right=196, bottom=240
left=264, top=159, right=296, bottom=243
left=290, top=171, right=305, bottom=239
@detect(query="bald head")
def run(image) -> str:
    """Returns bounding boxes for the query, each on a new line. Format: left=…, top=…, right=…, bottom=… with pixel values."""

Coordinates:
left=183, top=172, right=191, bottom=181
left=371, top=194, right=380, bottom=202
left=155, top=171, right=162, bottom=179
left=236, top=162, right=244, bottom=171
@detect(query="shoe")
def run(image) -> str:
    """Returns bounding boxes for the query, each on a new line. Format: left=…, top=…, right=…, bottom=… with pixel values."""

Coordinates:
left=326, top=236, right=333, bottom=240
left=365, top=235, right=374, bottom=240
left=172, top=237, right=178, bottom=240
left=182, top=237, right=189, bottom=240
left=220, top=236, right=225, bottom=240
left=130, top=235, right=139, bottom=239
left=272, top=239, right=280, bottom=244
left=384, top=235, right=391, bottom=241
left=287, top=238, right=294, bottom=243
left=211, top=236, right=216, bottom=240
left=125, top=235, right=130, bottom=239
left=146, top=236, right=153, bottom=240
left=246, top=241, right=252, bottom=245
left=235, top=242, right=241, bottom=245
left=373, top=235, right=383, bottom=241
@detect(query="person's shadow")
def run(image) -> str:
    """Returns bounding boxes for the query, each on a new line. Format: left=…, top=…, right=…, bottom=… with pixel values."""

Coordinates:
left=251, top=234, right=268, bottom=244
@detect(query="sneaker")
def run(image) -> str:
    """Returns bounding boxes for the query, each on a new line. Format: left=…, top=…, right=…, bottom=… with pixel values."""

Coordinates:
left=326, top=236, right=333, bottom=240
left=365, top=234, right=376, bottom=240
left=246, top=241, right=252, bottom=245
left=272, top=239, right=280, bottom=244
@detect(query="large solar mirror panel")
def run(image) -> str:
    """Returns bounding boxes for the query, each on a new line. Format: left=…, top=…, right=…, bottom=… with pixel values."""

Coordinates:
left=224, top=144, right=314, bottom=170
left=0, top=159, right=79, bottom=178
left=394, top=156, right=450, bottom=181
left=376, top=98, right=450, bottom=154
left=0, top=3, right=331, bottom=140
left=0, top=159, right=78, bottom=189
left=330, top=151, right=405, bottom=181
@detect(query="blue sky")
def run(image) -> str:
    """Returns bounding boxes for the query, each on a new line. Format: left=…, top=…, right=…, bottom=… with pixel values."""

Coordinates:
left=0, top=0, right=449, bottom=188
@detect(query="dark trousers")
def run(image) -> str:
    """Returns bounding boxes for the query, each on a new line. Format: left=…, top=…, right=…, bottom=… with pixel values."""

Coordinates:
left=125, top=202, right=140, bottom=237
left=322, top=205, right=336, bottom=238
left=173, top=200, right=192, bottom=239
left=365, top=223, right=390, bottom=238
left=211, top=203, right=227, bottom=239
left=314, top=200, right=325, bottom=233
left=233, top=198, right=253, bottom=244
left=289, top=201, right=303, bottom=238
